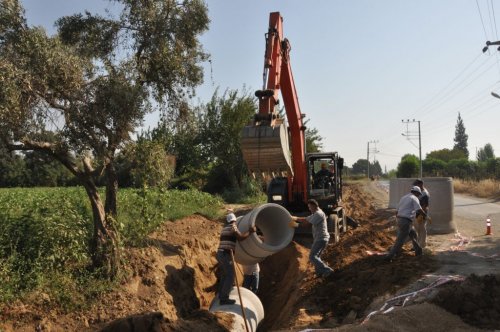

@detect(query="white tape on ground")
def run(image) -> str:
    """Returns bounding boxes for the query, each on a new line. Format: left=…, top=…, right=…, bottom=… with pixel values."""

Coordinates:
left=362, top=274, right=465, bottom=324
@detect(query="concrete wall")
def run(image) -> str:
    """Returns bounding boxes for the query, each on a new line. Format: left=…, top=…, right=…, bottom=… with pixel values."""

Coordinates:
left=389, top=177, right=456, bottom=234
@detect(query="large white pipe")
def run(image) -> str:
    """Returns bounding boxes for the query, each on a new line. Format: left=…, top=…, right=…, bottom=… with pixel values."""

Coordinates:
left=211, top=203, right=293, bottom=330
left=209, top=287, right=264, bottom=332
left=234, top=203, right=295, bottom=265
left=389, top=177, right=456, bottom=234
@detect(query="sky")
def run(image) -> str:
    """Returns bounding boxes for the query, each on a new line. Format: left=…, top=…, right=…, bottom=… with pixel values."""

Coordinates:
left=20, top=0, right=500, bottom=171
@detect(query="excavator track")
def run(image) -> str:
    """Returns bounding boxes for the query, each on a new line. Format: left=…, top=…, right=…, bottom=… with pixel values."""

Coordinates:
left=241, top=123, right=293, bottom=176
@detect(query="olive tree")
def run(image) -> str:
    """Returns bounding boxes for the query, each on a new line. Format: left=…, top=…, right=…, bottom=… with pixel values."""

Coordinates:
left=0, top=0, right=209, bottom=277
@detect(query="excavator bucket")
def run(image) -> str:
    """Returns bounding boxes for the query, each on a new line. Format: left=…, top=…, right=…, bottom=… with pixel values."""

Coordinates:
left=241, top=123, right=293, bottom=176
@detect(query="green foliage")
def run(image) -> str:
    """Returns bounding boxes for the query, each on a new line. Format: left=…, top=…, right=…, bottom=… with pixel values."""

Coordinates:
left=148, top=101, right=208, bottom=181
left=219, top=176, right=266, bottom=204
left=0, top=186, right=223, bottom=307
left=0, top=187, right=92, bottom=305
left=387, top=169, right=397, bottom=178
left=396, top=154, right=419, bottom=178
left=422, top=158, right=447, bottom=176
left=304, top=120, right=323, bottom=153
left=447, top=158, right=472, bottom=179
left=199, top=89, right=256, bottom=190
left=147, top=88, right=259, bottom=196
left=351, top=159, right=368, bottom=175
left=127, top=140, right=175, bottom=188
left=350, top=159, right=382, bottom=176
left=477, top=143, right=495, bottom=162
left=453, top=112, right=469, bottom=158
left=426, top=148, right=466, bottom=162
left=0, top=147, right=28, bottom=187
left=370, top=160, right=382, bottom=176
left=485, top=158, right=500, bottom=179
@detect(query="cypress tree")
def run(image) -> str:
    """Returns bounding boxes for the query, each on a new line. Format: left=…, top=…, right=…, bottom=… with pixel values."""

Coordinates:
left=453, top=112, right=469, bottom=158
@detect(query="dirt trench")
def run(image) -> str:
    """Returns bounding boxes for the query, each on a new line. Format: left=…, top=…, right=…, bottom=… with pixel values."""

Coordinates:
left=2, top=182, right=500, bottom=331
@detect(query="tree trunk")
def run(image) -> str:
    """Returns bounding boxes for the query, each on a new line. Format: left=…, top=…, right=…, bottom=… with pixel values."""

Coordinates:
left=105, top=161, right=118, bottom=217
left=81, top=176, right=120, bottom=279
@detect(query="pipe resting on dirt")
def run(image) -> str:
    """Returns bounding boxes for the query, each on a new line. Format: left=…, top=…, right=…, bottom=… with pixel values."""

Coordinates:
left=234, top=203, right=295, bottom=265
left=209, top=287, right=264, bottom=332
left=211, top=204, right=294, bottom=330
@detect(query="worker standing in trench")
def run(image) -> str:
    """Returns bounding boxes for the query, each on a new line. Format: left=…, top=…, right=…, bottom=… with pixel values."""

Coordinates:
left=216, top=212, right=256, bottom=305
left=291, top=199, right=335, bottom=278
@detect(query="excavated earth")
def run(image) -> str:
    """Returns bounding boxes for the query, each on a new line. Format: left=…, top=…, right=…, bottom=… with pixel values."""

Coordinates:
left=1, top=182, right=500, bottom=331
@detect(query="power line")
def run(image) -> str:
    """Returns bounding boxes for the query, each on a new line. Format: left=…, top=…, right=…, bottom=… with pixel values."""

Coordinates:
left=420, top=81, right=498, bottom=130
left=417, top=58, right=497, bottom=119
left=408, top=52, right=483, bottom=118
left=492, top=0, right=499, bottom=39
left=487, top=0, right=500, bottom=77
left=477, top=0, right=490, bottom=42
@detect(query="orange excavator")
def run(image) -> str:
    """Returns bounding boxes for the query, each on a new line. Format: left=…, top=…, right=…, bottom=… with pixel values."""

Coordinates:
left=241, top=12, right=347, bottom=241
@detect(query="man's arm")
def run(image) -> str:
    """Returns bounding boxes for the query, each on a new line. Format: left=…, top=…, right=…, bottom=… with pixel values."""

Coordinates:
left=290, top=216, right=309, bottom=227
left=235, top=225, right=256, bottom=241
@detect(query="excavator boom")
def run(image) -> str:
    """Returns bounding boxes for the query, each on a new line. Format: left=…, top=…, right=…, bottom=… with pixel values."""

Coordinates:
left=241, top=12, right=307, bottom=204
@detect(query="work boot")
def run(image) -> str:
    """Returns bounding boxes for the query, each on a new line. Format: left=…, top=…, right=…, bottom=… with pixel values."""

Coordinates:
left=321, top=270, right=334, bottom=279
left=383, top=254, right=394, bottom=262
left=415, top=247, right=423, bottom=256
left=220, top=299, right=236, bottom=305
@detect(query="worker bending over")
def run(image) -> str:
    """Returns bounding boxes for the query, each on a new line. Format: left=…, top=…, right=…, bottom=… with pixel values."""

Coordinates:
left=385, top=186, right=426, bottom=261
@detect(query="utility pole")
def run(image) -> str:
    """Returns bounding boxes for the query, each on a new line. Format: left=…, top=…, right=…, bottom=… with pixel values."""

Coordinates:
left=367, top=140, right=378, bottom=179
left=482, top=42, right=500, bottom=99
left=401, top=119, right=422, bottom=178
left=367, top=142, right=369, bottom=179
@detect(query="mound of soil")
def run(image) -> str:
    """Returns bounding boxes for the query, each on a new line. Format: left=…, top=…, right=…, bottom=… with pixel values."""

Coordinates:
left=432, top=274, right=500, bottom=330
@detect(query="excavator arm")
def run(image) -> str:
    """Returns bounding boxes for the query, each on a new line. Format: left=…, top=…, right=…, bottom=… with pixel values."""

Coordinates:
left=241, top=12, right=307, bottom=204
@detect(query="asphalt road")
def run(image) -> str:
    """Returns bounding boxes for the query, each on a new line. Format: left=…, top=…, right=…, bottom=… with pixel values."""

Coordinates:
left=454, top=194, right=500, bottom=234
left=428, top=193, right=500, bottom=276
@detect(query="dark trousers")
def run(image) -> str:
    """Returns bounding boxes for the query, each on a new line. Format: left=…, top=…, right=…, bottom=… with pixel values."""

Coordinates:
left=216, top=250, right=234, bottom=300
left=388, top=217, right=421, bottom=257
left=242, top=272, right=259, bottom=294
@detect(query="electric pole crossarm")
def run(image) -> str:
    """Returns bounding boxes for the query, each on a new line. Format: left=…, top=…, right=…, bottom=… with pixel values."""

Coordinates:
left=401, top=119, right=422, bottom=178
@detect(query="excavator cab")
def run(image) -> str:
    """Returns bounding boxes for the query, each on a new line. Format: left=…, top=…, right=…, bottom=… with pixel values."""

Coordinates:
left=306, top=153, right=343, bottom=214
left=307, top=153, right=343, bottom=204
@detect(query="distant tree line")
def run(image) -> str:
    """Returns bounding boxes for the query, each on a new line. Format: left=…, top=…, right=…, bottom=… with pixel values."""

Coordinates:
left=348, top=159, right=383, bottom=177
left=396, top=144, right=500, bottom=179
left=396, top=113, right=500, bottom=179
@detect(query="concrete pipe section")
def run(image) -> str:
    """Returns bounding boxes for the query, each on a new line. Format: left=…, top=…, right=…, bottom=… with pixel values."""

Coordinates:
left=209, top=287, right=264, bottom=332
left=234, top=203, right=295, bottom=265
left=389, top=177, right=456, bottom=234
left=211, top=203, right=294, bottom=330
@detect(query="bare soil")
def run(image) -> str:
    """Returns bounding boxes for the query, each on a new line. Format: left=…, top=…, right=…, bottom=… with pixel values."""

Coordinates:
left=1, top=182, right=499, bottom=331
